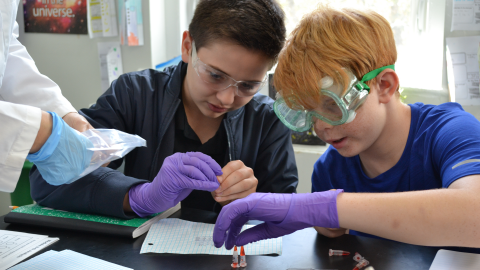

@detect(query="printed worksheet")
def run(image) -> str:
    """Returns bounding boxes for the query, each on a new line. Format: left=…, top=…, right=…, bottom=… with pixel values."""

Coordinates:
left=87, top=0, right=118, bottom=38
left=97, top=42, right=123, bottom=92
left=140, top=218, right=282, bottom=255
left=451, top=0, right=480, bottom=32
left=0, top=230, right=58, bottom=270
left=446, top=36, right=480, bottom=105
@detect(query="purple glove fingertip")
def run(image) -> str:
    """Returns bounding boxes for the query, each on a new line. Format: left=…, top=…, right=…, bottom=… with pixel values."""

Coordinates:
left=235, top=223, right=274, bottom=247
left=186, top=152, right=223, bottom=176
left=179, top=154, right=220, bottom=184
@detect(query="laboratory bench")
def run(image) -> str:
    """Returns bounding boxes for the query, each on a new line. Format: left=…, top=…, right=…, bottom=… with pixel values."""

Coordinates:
left=1, top=207, right=439, bottom=270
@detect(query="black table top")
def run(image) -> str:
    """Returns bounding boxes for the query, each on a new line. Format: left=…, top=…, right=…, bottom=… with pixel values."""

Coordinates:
left=1, top=208, right=439, bottom=270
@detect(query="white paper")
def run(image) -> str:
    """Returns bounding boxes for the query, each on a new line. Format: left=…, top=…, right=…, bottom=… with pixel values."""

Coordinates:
left=88, top=0, right=118, bottom=38
left=429, top=249, right=480, bottom=270
left=451, top=0, right=480, bottom=32
left=97, top=42, right=123, bottom=92
left=9, top=249, right=132, bottom=270
left=140, top=218, right=282, bottom=255
left=101, top=0, right=118, bottom=37
left=0, top=230, right=59, bottom=270
left=125, top=0, right=144, bottom=46
left=446, top=36, right=480, bottom=105
left=87, top=0, right=103, bottom=38
left=106, top=46, right=124, bottom=86
left=118, top=0, right=127, bottom=45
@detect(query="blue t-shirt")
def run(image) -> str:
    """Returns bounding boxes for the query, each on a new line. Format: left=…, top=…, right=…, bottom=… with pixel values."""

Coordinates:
left=312, top=102, right=480, bottom=250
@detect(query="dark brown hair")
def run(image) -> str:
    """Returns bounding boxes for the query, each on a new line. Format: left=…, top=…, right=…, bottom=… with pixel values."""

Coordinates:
left=189, top=0, right=286, bottom=63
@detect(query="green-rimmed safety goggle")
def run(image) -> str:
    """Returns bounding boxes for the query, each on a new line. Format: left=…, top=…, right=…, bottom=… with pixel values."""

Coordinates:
left=273, top=65, right=395, bottom=132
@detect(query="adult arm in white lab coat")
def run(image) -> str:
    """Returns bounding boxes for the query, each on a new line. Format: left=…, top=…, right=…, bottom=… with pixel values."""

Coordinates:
left=0, top=23, right=83, bottom=192
left=0, top=101, right=41, bottom=192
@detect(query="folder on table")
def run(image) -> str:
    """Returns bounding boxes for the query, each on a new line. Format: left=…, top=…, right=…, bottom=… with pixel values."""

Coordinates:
left=429, top=249, right=480, bottom=270
left=3, top=203, right=180, bottom=238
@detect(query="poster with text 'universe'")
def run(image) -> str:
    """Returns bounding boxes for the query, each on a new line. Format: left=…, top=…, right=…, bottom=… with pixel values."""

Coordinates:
left=23, top=0, right=88, bottom=34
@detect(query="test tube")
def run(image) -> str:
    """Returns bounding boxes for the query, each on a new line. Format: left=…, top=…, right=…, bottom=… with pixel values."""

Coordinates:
left=353, top=252, right=363, bottom=262
left=240, top=246, right=247, bottom=267
left=329, top=249, right=351, bottom=256
left=231, top=246, right=239, bottom=268
left=353, top=258, right=370, bottom=270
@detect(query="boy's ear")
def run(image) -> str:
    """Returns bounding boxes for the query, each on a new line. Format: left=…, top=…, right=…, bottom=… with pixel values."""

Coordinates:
left=181, top=31, right=192, bottom=63
left=375, top=69, right=399, bottom=104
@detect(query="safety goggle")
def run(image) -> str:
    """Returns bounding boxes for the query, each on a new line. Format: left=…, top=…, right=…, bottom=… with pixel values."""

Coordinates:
left=191, top=41, right=267, bottom=97
left=273, top=65, right=395, bottom=132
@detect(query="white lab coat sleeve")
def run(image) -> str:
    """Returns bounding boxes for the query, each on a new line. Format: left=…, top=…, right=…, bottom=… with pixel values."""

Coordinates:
left=0, top=22, right=76, bottom=117
left=0, top=100, right=41, bottom=192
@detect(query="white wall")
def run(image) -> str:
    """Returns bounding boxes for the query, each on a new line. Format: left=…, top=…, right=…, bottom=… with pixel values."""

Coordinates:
left=13, top=0, right=167, bottom=110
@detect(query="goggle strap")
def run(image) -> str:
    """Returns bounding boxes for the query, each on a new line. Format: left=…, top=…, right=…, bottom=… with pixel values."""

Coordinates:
left=359, top=64, right=395, bottom=91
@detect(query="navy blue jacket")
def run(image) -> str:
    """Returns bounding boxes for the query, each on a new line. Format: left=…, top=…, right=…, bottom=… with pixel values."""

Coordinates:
left=30, top=61, right=298, bottom=219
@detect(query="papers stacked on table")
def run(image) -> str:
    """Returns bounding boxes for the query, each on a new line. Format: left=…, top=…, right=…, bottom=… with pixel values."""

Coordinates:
left=0, top=230, right=58, bottom=270
left=9, top=249, right=132, bottom=270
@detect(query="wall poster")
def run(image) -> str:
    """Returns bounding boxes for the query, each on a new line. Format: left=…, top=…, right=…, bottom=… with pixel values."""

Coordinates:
left=23, top=0, right=88, bottom=34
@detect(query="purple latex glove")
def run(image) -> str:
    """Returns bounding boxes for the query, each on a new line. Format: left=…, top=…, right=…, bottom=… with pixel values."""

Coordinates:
left=129, top=152, right=223, bottom=217
left=213, top=190, right=344, bottom=249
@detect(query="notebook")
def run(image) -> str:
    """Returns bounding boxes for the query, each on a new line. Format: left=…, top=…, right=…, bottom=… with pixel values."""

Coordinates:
left=429, top=249, right=480, bottom=270
left=4, top=203, right=180, bottom=238
left=140, top=218, right=282, bottom=255
left=9, top=249, right=132, bottom=270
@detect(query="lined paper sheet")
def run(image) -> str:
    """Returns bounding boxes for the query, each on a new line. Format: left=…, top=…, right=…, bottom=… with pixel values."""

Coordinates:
left=140, top=218, right=282, bottom=255
left=0, top=230, right=58, bottom=270
left=429, top=249, right=480, bottom=270
left=9, top=250, right=132, bottom=270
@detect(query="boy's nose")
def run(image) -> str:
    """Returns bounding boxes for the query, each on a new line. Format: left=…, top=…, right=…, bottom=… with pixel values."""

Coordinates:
left=216, top=85, right=236, bottom=106
left=313, top=116, right=333, bottom=133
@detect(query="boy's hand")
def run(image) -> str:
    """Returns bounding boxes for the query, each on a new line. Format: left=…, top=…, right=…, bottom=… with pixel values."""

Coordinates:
left=213, top=190, right=344, bottom=249
left=212, top=160, right=258, bottom=205
left=128, top=152, right=223, bottom=217
left=314, top=226, right=347, bottom=238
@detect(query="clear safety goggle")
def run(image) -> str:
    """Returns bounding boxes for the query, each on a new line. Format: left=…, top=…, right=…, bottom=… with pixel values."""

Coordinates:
left=273, top=65, right=395, bottom=132
left=191, top=41, right=267, bottom=97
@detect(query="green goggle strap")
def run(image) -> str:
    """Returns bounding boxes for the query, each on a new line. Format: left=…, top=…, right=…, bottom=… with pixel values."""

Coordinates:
left=356, top=64, right=395, bottom=91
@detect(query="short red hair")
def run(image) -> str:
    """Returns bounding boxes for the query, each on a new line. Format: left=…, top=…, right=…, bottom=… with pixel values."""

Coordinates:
left=274, top=4, right=397, bottom=109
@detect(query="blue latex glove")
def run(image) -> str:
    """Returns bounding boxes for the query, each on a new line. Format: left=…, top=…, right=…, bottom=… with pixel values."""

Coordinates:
left=128, top=152, right=223, bottom=217
left=213, top=190, right=344, bottom=249
left=27, top=112, right=94, bottom=185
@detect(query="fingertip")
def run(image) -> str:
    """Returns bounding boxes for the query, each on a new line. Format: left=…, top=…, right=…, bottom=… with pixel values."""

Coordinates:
left=203, top=182, right=220, bottom=192
left=187, top=152, right=223, bottom=174
left=235, top=234, right=251, bottom=247
left=225, top=242, right=234, bottom=250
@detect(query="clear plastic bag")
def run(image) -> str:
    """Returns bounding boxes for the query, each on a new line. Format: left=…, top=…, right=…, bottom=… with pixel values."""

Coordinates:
left=78, top=129, right=147, bottom=178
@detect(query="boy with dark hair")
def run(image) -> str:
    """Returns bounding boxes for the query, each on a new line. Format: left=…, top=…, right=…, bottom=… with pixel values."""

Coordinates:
left=30, top=0, right=298, bottom=218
